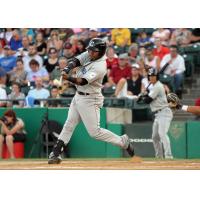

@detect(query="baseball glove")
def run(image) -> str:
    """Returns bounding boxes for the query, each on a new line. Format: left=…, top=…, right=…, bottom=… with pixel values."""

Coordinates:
left=167, top=93, right=182, bottom=109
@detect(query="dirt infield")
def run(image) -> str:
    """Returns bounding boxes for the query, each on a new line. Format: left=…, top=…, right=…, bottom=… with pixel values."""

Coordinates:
left=1, top=157, right=200, bottom=169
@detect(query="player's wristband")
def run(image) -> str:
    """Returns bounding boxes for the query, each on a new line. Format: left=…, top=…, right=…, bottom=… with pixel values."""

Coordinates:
left=181, top=105, right=188, bottom=111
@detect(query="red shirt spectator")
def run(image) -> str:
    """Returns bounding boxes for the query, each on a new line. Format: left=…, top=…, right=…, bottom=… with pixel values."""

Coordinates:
left=109, top=54, right=132, bottom=84
left=106, top=57, right=119, bottom=70
left=153, top=46, right=170, bottom=60
left=106, top=47, right=119, bottom=70
left=153, top=38, right=170, bottom=60
left=109, top=64, right=132, bottom=84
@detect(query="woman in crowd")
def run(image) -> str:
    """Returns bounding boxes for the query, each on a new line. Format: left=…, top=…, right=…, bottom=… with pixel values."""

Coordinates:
left=0, top=109, right=26, bottom=159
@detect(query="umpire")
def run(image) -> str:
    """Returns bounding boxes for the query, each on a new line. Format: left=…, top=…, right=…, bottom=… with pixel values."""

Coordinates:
left=137, top=68, right=173, bottom=159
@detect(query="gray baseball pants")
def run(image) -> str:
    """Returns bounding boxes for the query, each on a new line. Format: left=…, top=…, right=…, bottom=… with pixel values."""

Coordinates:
left=58, top=93, right=129, bottom=149
left=152, top=107, right=173, bottom=158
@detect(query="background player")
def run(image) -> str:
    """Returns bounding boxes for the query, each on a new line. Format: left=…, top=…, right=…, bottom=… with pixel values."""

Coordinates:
left=48, top=38, right=135, bottom=164
left=137, top=68, right=173, bottom=159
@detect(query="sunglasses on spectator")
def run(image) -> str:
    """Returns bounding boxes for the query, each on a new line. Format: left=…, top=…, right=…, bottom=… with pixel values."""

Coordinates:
left=51, top=34, right=58, bottom=36
left=49, top=51, right=57, bottom=54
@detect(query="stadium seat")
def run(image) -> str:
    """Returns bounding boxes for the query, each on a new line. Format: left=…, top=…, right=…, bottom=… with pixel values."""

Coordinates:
left=183, top=54, right=195, bottom=78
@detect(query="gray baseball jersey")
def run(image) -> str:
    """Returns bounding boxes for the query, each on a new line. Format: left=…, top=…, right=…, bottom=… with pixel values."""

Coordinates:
left=149, top=81, right=169, bottom=112
left=149, top=81, right=173, bottom=159
left=75, top=52, right=107, bottom=94
left=58, top=51, right=130, bottom=150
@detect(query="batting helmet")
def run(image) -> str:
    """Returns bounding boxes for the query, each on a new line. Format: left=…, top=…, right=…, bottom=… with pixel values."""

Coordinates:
left=167, top=93, right=180, bottom=104
left=148, top=67, right=159, bottom=80
left=86, top=38, right=107, bottom=57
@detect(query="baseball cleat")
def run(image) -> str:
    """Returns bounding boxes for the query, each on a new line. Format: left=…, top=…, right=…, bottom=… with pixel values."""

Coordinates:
left=126, top=138, right=135, bottom=157
left=48, top=152, right=62, bottom=164
left=48, top=139, right=65, bottom=164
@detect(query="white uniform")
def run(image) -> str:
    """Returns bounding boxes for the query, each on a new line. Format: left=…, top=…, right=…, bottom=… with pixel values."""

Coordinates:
left=58, top=52, right=129, bottom=149
left=149, top=80, right=173, bottom=159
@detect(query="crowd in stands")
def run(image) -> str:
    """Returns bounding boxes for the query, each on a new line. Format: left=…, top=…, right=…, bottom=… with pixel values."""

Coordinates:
left=0, top=28, right=200, bottom=108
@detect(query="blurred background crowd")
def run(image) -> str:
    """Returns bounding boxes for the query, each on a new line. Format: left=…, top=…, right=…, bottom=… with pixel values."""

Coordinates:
left=0, top=28, right=200, bottom=108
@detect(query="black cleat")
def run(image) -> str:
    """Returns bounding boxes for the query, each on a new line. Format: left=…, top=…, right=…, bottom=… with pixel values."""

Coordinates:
left=48, top=152, right=62, bottom=164
left=48, top=139, right=65, bottom=164
left=126, top=139, right=135, bottom=157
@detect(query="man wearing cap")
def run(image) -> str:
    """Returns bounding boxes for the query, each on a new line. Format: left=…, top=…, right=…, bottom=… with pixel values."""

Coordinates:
left=0, top=45, right=17, bottom=73
left=62, top=42, right=75, bottom=59
left=0, top=67, right=7, bottom=107
left=114, top=63, right=143, bottom=98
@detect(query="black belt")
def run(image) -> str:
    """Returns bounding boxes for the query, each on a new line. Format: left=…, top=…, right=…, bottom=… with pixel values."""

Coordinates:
left=153, top=107, right=167, bottom=114
left=77, top=91, right=90, bottom=95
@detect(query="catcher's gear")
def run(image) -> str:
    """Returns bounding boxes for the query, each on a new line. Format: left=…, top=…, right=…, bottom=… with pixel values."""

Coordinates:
left=86, top=38, right=107, bottom=58
left=167, top=93, right=182, bottom=109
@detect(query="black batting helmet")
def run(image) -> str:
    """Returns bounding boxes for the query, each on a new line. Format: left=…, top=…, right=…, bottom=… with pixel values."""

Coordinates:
left=86, top=38, right=107, bottom=57
left=148, top=67, right=159, bottom=80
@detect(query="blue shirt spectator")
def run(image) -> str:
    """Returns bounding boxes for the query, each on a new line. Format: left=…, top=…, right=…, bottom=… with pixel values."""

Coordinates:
left=9, top=29, right=22, bottom=51
left=0, top=45, right=17, bottom=72
left=27, top=77, right=50, bottom=106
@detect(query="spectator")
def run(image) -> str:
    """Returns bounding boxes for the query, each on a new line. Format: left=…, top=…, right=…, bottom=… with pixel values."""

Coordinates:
left=50, top=56, right=76, bottom=97
left=161, top=45, right=186, bottom=97
left=84, top=28, right=99, bottom=46
left=27, top=77, right=50, bottom=107
left=21, top=28, right=35, bottom=43
left=190, top=28, right=200, bottom=43
left=50, top=56, right=68, bottom=83
left=0, top=45, right=17, bottom=73
left=16, top=36, right=30, bottom=57
left=152, top=28, right=171, bottom=46
left=107, top=53, right=132, bottom=87
left=0, top=43, right=4, bottom=58
left=62, top=42, right=75, bottom=59
left=106, top=47, right=119, bottom=74
left=128, top=43, right=139, bottom=65
left=78, top=28, right=90, bottom=42
left=76, top=40, right=86, bottom=55
left=47, top=86, right=62, bottom=107
left=9, top=59, right=27, bottom=86
left=3, top=28, right=13, bottom=44
left=136, top=32, right=151, bottom=47
left=144, top=48, right=160, bottom=71
left=0, top=109, right=26, bottom=159
left=23, top=42, right=43, bottom=72
left=7, top=82, right=25, bottom=107
left=153, top=37, right=170, bottom=61
left=0, top=67, right=7, bottom=107
left=35, top=32, right=47, bottom=58
left=26, top=59, right=49, bottom=86
left=114, top=63, right=143, bottom=99
left=44, top=47, right=59, bottom=73
left=47, top=29, right=63, bottom=53
left=110, top=28, right=131, bottom=54
left=170, top=28, right=191, bottom=46
left=9, top=29, right=22, bottom=51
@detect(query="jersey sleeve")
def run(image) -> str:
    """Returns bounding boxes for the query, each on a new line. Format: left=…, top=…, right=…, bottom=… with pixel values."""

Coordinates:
left=76, top=52, right=91, bottom=66
left=149, top=84, right=160, bottom=99
left=82, top=62, right=106, bottom=84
